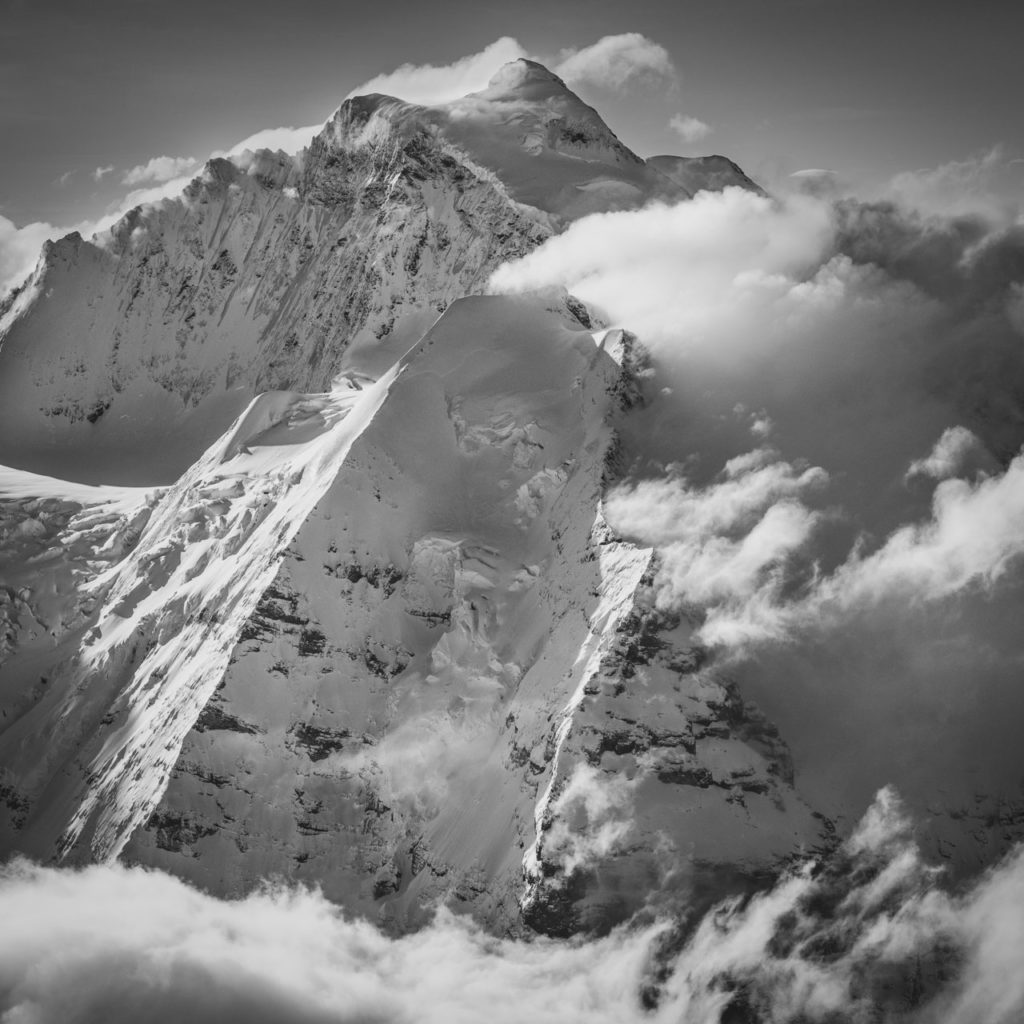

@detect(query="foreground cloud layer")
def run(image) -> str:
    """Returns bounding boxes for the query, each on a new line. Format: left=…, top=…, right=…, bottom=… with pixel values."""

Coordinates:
left=2, top=791, right=1023, bottom=1023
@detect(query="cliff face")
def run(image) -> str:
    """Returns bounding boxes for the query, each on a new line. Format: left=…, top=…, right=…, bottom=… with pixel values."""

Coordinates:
left=0, top=133, right=550, bottom=484
left=0, top=293, right=832, bottom=934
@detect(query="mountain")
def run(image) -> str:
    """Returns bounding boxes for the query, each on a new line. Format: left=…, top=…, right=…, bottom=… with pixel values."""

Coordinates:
left=0, top=60, right=753, bottom=487
left=0, top=290, right=832, bottom=934
left=4, top=59, right=1016, bottom=944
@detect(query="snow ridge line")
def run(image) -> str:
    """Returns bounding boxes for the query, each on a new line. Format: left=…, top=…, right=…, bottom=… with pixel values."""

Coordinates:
left=56, top=369, right=403, bottom=861
left=521, top=508, right=652, bottom=897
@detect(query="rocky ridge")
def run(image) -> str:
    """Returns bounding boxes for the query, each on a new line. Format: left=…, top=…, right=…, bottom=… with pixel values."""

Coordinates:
left=0, top=60, right=755, bottom=486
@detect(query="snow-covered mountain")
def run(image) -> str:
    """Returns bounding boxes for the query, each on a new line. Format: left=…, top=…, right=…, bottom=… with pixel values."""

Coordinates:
left=4, top=58, right=1015, bottom=946
left=0, top=290, right=831, bottom=934
left=0, top=59, right=754, bottom=486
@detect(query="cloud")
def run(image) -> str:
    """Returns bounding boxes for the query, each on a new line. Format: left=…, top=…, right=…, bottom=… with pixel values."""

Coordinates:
left=788, top=167, right=846, bottom=199
left=666, top=788, right=1024, bottom=1023
left=56, top=170, right=74, bottom=187
left=122, top=155, right=199, bottom=186
left=92, top=165, right=114, bottom=182
left=1008, top=281, right=1024, bottom=336
left=492, top=150, right=1024, bottom=830
left=0, top=215, right=65, bottom=294
left=2, top=791, right=1023, bottom=1023
left=553, top=33, right=675, bottom=92
left=345, top=34, right=675, bottom=106
left=218, top=124, right=322, bottom=159
left=668, top=113, right=712, bottom=144
left=606, top=449, right=828, bottom=646
left=347, top=37, right=529, bottom=105
left=0, top=858, right=669, bottom=1024
left=542, top=765, right=637, bottom=876
left=814, top=450, right=1024, bottom=614
left=905, top=425, right=991, bottom=482
left=490, top=187, right=838, bottom=353
left=885, top=145, right=1020, bottom=219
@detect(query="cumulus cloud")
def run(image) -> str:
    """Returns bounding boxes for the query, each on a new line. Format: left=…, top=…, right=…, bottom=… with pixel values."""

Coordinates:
left=92, top=164, right=114, bottom=182
left=669, top=113, right=712, bottom=144
left=607, top=449, right=828, bottom=647
left=347, top=36, right=529, bottom=105
left=491, top=188, right=838, bottom=353
left=122, top=154, right=199, bottom=186
left=637, top=443, right=1024, bottom=647
left=2, top=791, right=1023, bottom=1023
left=814, top=450, right=1024, bottom=614
left=553, top=33, right=675, bottom=92
left=0, top=858, right=668, bottom=1024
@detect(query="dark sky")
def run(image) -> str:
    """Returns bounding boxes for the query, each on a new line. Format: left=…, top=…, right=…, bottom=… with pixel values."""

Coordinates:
left=2, top=0, right=1022, bottom=227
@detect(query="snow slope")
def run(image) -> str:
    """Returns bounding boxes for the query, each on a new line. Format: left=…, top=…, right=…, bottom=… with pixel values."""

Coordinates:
left=0, top=294, right=830, bottom=934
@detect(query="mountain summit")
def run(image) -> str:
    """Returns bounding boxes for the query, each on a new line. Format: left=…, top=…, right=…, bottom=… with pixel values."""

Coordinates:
left=0, top=64, right=830, bottom=937
left=0, top=62, right=756, bottom=485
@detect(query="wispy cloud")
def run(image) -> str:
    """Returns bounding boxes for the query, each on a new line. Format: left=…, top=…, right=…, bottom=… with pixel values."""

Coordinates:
left=92, top=165, right=114, bottom=182
left=554, top=33, right=675, bottom=92
left=668, top=113, right=712, bottom=144
left=347, top=36, right=528, bottom=105
left=347, top=33, right=676, bottom=106
left=121, top=155, right=198, bottom=186
left=885, top=145, right=1016, bottom=218
left=218, top=125, right=321, bottom=159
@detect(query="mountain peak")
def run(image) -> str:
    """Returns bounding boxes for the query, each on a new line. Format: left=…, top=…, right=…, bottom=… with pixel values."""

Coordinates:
left=483, top=59, right=569, bottom=97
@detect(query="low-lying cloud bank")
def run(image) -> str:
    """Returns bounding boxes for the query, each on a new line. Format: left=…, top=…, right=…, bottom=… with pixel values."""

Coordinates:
left=2, top=790, right=1023, bottom=1023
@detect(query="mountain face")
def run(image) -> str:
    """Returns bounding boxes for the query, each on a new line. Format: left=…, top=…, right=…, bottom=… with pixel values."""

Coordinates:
left=0, top=291, right=831, bottom=935
left=0, top=59, right=752, bottom=487
left=2, top=58, right=1012, bottom=943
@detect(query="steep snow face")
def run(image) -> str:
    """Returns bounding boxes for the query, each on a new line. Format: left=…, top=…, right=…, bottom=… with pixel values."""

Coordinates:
left=110, top=294, right=633, bottom=928
left=0, top=133, right=550, bottom=485
left=436, top=60, right=679, bottom=219
left=99, top=296, right=827, bottom=934
left=0, top=363, right=399, bottom=866
left=321, top=60, right=709, bottom=224
left=0, top=295, right=830, bottom=933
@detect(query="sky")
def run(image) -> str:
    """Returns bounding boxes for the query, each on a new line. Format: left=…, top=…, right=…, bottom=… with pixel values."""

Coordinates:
left=2, top=0, right=1023, bottom=232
